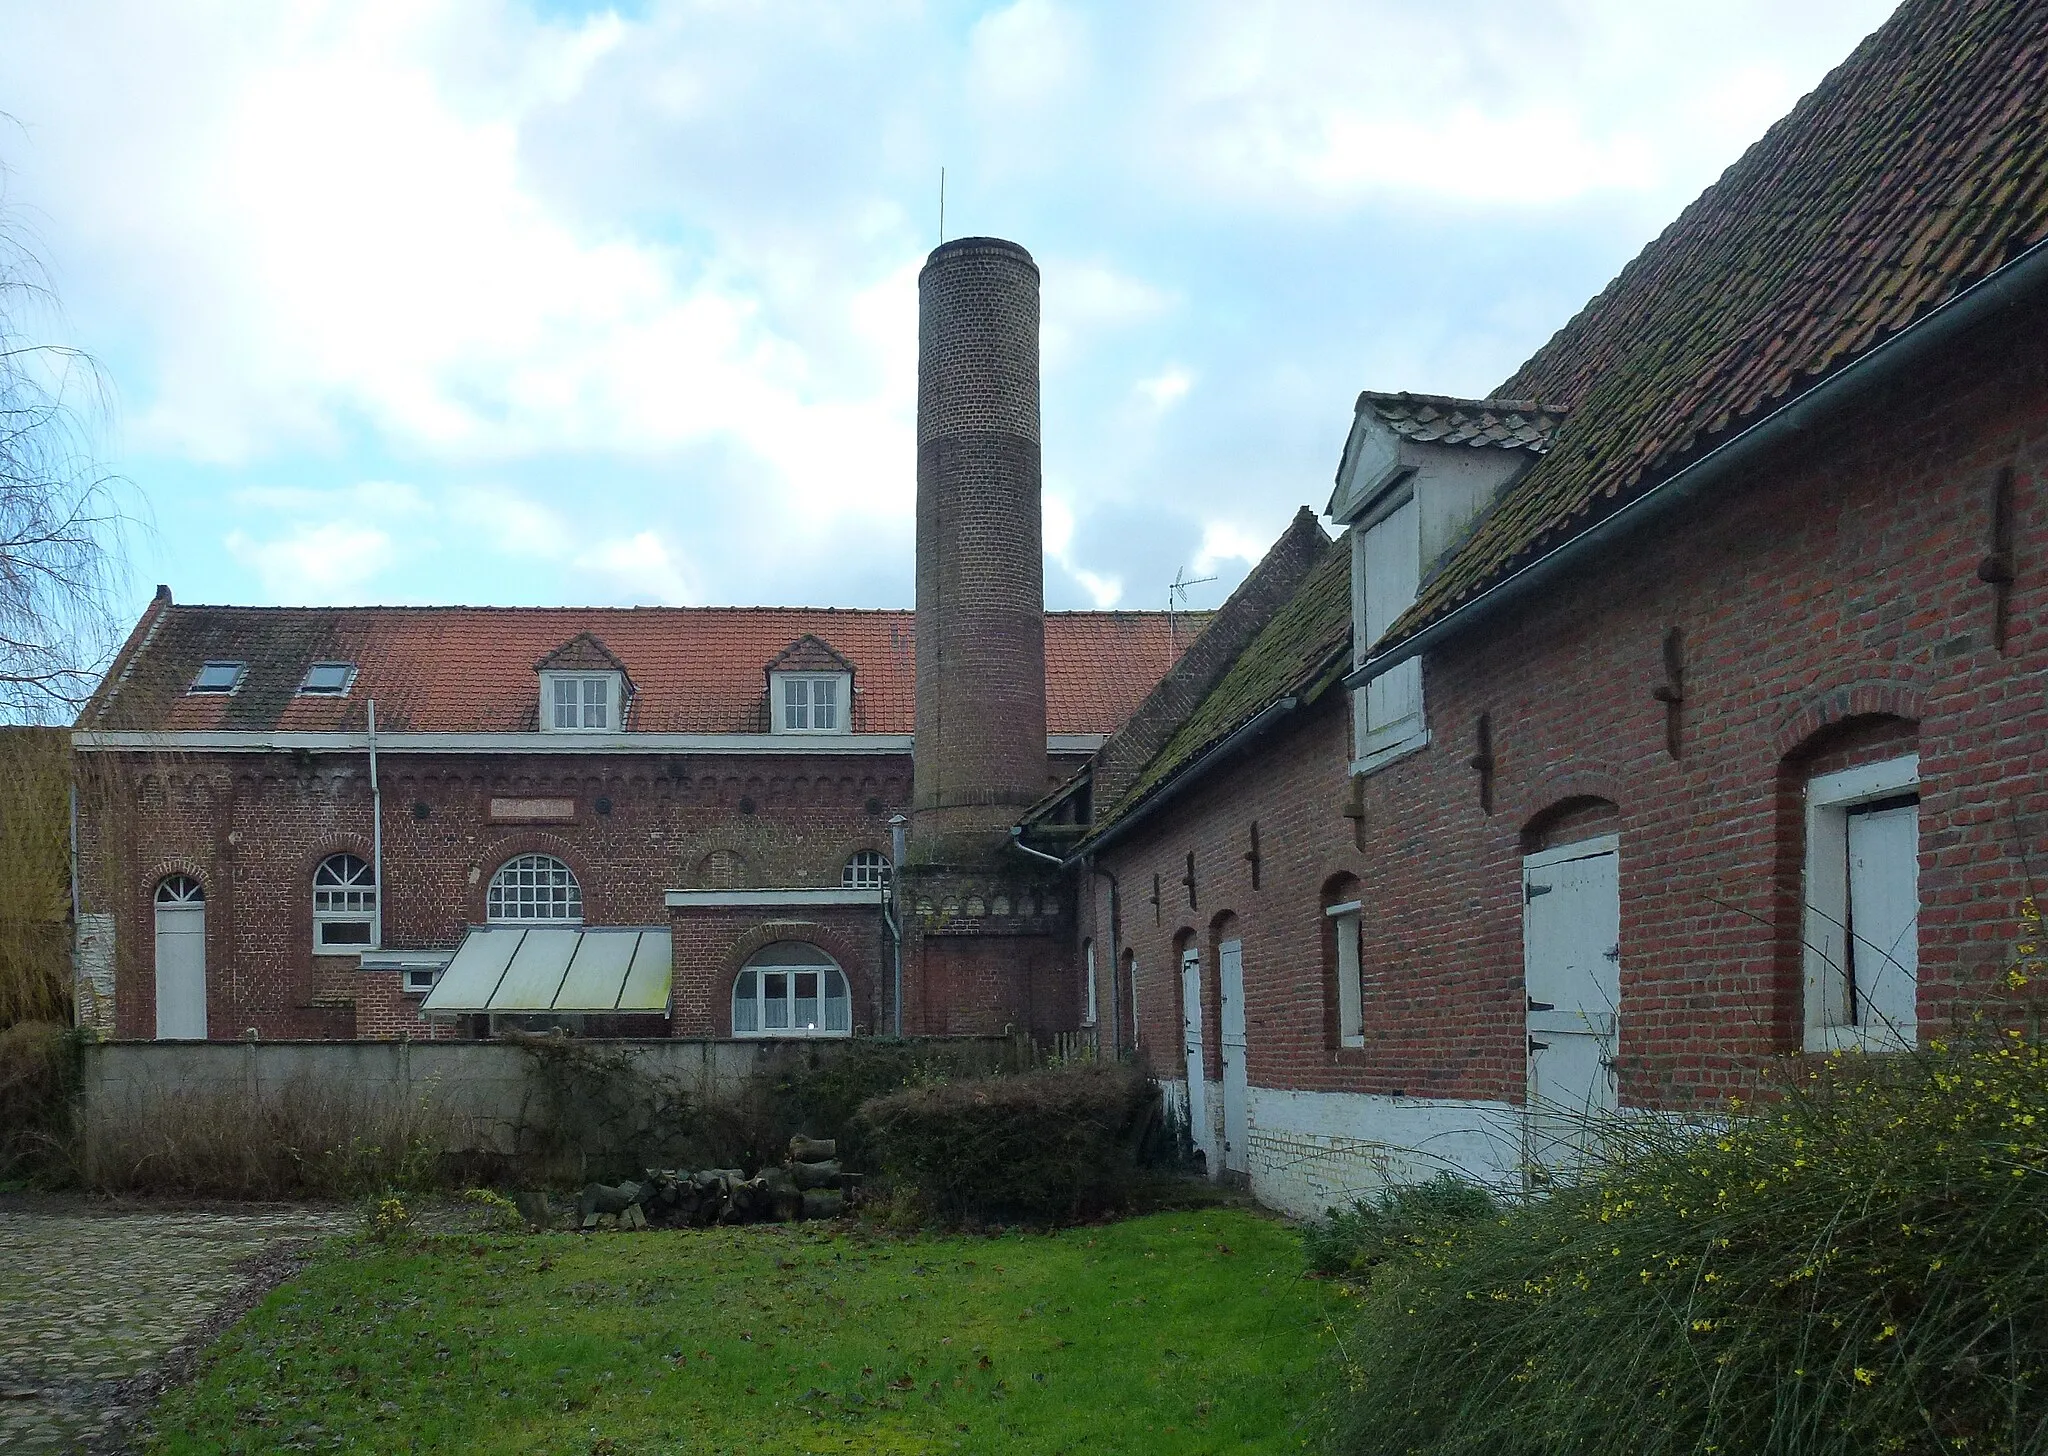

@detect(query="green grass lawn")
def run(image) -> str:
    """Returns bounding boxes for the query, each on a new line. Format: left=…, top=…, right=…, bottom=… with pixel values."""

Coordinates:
left=150, top=1207, right=1339, bottom=1455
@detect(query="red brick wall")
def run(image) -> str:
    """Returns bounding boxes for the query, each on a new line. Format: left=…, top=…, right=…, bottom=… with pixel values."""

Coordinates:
left=671, top=906, right=889, bottom=1037
left=84, top=750, right=909, bottom=1040
left=1085, top=290, right=2048, bottom=1114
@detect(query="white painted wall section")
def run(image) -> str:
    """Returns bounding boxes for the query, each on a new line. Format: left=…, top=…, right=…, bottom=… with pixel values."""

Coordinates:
left=1244, top=1086, right=1524, bottom=1220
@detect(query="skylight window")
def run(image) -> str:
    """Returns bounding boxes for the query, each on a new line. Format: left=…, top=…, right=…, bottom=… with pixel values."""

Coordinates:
left=188, top=661, right=246, bottom=695
left=298, top=662, right=356, bottom=696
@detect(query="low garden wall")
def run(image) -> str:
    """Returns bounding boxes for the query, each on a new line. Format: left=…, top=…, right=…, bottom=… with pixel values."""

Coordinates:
left=76, top=1036, right=1012, bottom=1171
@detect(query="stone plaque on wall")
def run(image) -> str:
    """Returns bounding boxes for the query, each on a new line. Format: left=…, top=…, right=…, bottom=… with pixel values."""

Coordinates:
left=489, top=797, right=575, bottom=823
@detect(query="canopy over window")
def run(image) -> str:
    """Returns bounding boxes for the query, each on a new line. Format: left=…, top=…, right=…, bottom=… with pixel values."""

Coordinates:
left=421, top=926, right=670, bottom=1017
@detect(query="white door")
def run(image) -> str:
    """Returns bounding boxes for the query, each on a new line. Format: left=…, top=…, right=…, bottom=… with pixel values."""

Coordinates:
left=153, top=876, right=208, bottom=1041
left=1848, top=801, right=1919, bottom=1045
left=1523, top=839, right=1620, bottom=1178
left=1180, top=949, right=1214, bottom=1173
left=1217, top=939, right=1249, bottom=1178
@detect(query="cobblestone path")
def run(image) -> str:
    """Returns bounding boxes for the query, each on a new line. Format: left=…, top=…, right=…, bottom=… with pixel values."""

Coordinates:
left=0, top=1201, right=351, bottom=1453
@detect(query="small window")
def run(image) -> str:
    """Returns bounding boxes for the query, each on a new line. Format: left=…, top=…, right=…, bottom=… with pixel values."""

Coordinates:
left=1327, top=900, right=1364, bottom=1047
left=1083, top=938, right=1098, bottom=1026
left=487, top=854, right=583, bottom=922
left=402, top=965, right=441, bottom=995
left=189, top=661, right=245, bottom=695
left=298, top=662, right=356, bottom=696
left=733, top=941, right=851, bottom=1038
left=313, top=853, right=377, bottom=950
left=842, top=850, right=891, bottom=890
left=774, top=673, right=849, bottom=734
left=542, top=673, right=617, bottom=732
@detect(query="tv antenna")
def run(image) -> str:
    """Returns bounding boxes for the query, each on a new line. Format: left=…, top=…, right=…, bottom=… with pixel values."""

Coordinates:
left=1167, top=567, right=1217, bottom=651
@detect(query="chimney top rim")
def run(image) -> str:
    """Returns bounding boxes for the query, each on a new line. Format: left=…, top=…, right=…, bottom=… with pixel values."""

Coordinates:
left=923, top=236, right=1037, bottom=272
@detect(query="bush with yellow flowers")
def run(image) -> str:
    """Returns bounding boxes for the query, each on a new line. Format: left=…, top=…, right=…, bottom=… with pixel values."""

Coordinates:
left=1330, top=1020, right=2048, bottom=1455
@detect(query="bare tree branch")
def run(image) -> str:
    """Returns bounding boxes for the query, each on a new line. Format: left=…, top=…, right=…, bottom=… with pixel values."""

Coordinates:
left=0, top=134, right=132, bottom=724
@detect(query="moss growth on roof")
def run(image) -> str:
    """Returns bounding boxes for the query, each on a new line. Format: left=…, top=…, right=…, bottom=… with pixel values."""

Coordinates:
left=1392, top=0, right=2048, bottom=644
left=1086, top=544, right=1350, bottom=839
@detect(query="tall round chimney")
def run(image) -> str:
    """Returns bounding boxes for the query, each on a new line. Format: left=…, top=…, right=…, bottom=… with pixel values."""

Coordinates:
left=911, top=237, right=1047, bottom=866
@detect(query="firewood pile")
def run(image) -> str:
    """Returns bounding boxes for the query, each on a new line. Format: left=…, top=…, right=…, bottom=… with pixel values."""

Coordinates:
left=545, top=1136, right=860, bottom=1231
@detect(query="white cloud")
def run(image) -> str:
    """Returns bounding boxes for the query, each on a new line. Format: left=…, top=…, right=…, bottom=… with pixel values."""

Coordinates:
left=968, top=0, right=1091, bottom=106
left=1136, top=365, right=1193, bottom=410
left=446, top=486, right=573, bottom=560
left=1192, top=519, right=1267, bottom=577
left=575, top=530, right=699, bottom=605
left=224, top=521, right=400, bottom=602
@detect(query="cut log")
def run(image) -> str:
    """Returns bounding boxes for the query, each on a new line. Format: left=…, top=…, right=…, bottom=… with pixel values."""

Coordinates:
left=800, top=1189, right=845, bottom=1220
left=789, top=1136, right=837, bottom=1162
left=792, top=1159, right=842, bottom=1190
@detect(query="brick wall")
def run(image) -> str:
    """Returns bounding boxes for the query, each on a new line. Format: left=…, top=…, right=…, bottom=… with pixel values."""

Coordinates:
left=1084, top=286, right=2048, bottom=1125
left=81, top=749, right=910, bottom=1040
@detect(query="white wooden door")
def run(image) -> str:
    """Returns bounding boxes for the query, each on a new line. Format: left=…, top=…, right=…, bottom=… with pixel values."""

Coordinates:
left=1180, top=949, right=1214, bottom=1173
left=1217, top=939, right=1249, bottom=1177
left=1524, top=839, right=1620, bottom=1178
left=154, top=894, right=208, bottom=1041
left=1848, top=801, right=1918, bottom=1045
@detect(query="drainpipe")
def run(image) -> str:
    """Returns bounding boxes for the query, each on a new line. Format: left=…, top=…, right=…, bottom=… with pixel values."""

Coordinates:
left=367, top=699, right=383, bottom=950
left=1006, top=824, right=1064, bottom=866
left=887, top=814, right=908, bottom=1037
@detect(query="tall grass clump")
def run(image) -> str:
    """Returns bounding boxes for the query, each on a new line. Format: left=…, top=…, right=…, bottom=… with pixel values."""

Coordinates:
left=1303, top=1173, right=1497, bottom=1278
left=1329, top=1030, right=2048, bottom=1456
left=81, top=1077, right=461, bottom=1199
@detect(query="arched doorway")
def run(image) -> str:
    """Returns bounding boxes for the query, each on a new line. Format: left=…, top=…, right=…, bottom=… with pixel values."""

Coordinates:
left=154, top=875, right=207, bottom=1040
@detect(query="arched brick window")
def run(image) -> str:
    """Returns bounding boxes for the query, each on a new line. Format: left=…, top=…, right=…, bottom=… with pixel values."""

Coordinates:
left=313, top=853, right=377, bottom=950
left=733, top=941, right=850, bottom=1037
left=487, top=854, right=582, bottom=923
left=842, top=850, right=891, bottom=890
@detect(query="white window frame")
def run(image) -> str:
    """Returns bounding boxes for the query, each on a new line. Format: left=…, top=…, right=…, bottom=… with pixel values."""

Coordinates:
left=403, top=965, right=442, bottom=995
left=841, top=850, right=891, bottom=889
left=188, top=661, right=246, bottom=695
left=1803, top=755, right=1919, bottom=1053
left=1083, top=938, right=1098, bottom=1027
left=486, top=854, right=584, bottom=923
left=772, top=672, right=851, bottom=735
left=312, top=853, right=378, bottom=951
left=732, top=955, right=853, bottom=1038
left=1326, top=899, right=1364, bottom=1048
left=1349, top=491, right=1429, bottom=774
left=540, top=671, right=620, bottom=732
left=297, top=661, right=357, bottom=696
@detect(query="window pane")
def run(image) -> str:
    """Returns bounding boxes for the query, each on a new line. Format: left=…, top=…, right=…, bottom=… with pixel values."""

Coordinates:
left=733, top=970, right=758, bottom=1034
left=813, top=678, right=837, bottom=729
left=763, top=972, right=789, bottom=1028
left=319, top=920, right=373, bottom=947
left=784, top=677, right=807, bottom=730
left=794, top=971, right=820, bottom=1029
left=553, top=679, right=578, bottom=728
left=580, top=678, right=605, bottom=728
left=823, top=971, right=850, bottom=1031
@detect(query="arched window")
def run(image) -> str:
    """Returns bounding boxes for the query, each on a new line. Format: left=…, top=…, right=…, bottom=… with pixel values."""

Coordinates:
left=156, top=875, right=204, bottom=904
left=733, top=941, right=850, bottom=1037
left=313, top=853, right=377, bottom=950
left=842, top=850, right=891, bottom=890
left=487, top=854, right=582, bottom=923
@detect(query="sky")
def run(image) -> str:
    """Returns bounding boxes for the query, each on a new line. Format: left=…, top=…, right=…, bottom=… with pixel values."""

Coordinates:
left=0, top=0, right=1900, bottom=626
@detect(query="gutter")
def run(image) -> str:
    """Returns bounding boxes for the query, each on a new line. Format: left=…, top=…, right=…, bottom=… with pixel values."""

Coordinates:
left=1348, top=232, right=2048, bottom=686
left=1070, top=694, right=1301, bottom=862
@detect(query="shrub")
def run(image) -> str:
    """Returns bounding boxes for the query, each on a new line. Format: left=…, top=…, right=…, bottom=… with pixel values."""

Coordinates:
left=1329, top=1033, right=2048, bottom=1456
left=855, top=1062, right=1161, bottom=1224
left=0, top=1019, right=80, bottom=1179
left=81, top=1077, right=459, bottom=1199
left=1302, top=1173, right=1497, bottom=1278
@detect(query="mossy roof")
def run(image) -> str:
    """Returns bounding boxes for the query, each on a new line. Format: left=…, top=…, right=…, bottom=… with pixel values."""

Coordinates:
left=1084, top=544, right=1349, bottom=841
left=1386, top=0, right=2048, bottom=648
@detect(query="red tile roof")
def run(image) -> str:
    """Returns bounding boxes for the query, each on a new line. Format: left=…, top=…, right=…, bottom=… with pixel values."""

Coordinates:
left=1388, top=0, right=2048, bottom=645
left=82, top=604, right=1199, bottom=737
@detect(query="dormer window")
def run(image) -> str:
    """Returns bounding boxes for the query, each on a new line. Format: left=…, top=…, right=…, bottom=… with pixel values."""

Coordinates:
left=773, top=673, right=849, bottom=734
left=188, top=661, right=246, bottom=694
left=542, top=672, right=620, bottom=732
left=298, top=662, right=356, bottom=696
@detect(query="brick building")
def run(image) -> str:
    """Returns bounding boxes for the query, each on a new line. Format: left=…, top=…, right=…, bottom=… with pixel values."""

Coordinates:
left=72, top=237, right=1205, bottom=1045
left=1021, top=0, right=2048, bottom=1216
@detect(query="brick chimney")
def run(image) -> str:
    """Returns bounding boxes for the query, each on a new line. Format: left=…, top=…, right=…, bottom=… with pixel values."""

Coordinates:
left=910, top=237, right=1047, bottom=867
